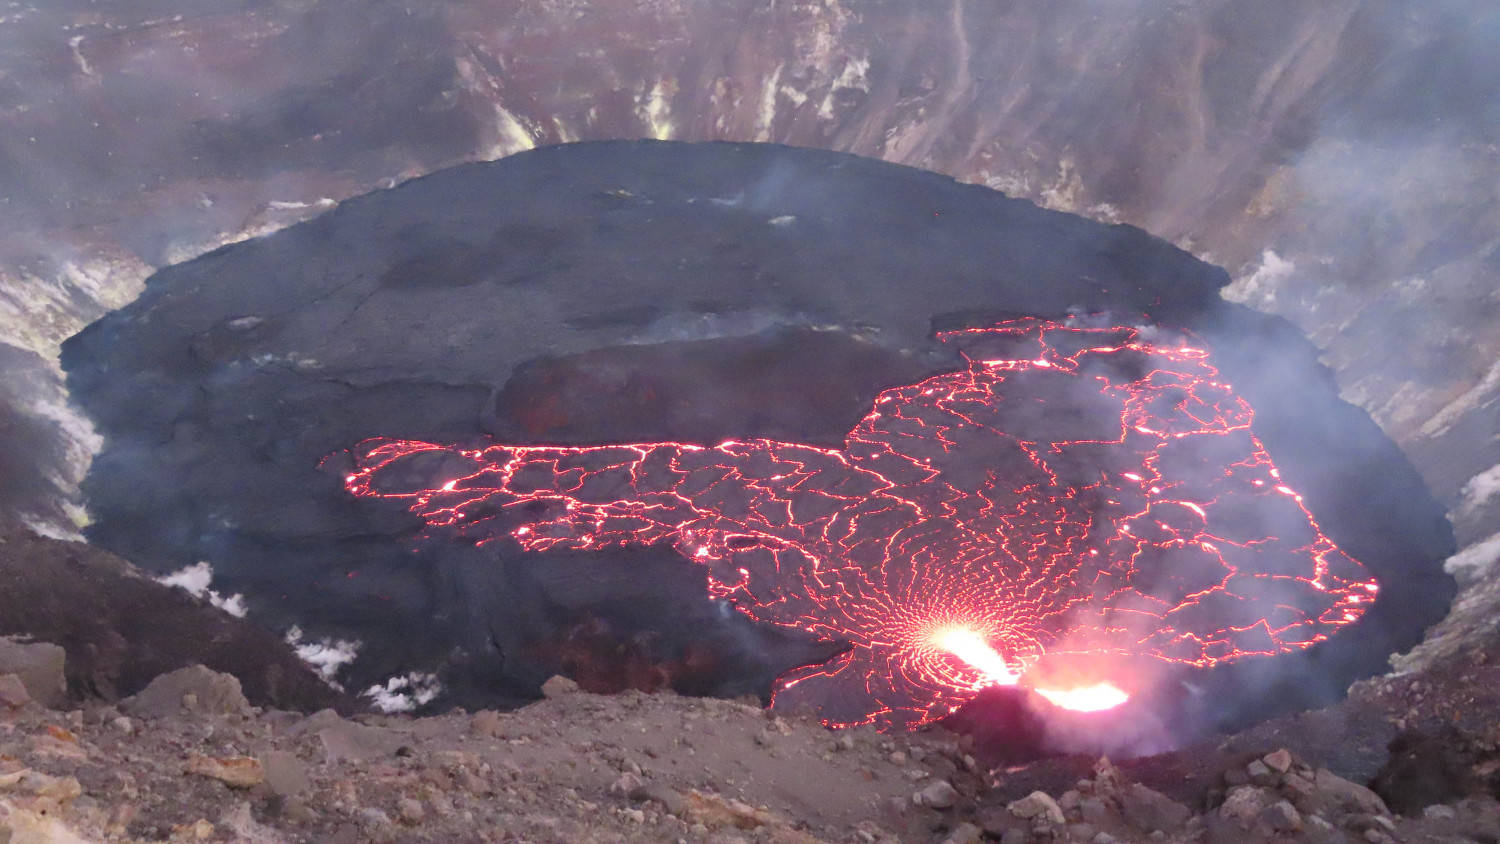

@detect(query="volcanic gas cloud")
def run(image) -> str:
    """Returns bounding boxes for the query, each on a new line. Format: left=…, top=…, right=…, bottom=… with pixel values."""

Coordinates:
left=341, top=320, right=1377, bottom=730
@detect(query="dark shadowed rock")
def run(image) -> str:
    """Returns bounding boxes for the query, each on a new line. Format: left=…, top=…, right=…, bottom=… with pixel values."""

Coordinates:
left=1313, top=768, right=1390, bottom=816
left=918, top=779, right=961, bottom=810
left=0, top=518, right=350, bottom=714
left=1371, top=727, right=1480, bottom=815
left=1260, top=799, right=1302, bottom=832
left=1120, top=783, right=1191, bottom=834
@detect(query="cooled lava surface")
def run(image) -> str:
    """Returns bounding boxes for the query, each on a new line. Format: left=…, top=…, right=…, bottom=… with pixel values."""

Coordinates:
left=61, top=141, right=1453, bottom=735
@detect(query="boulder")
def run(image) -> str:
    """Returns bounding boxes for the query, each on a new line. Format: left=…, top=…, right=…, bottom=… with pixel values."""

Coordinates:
left=261, top=751, right=311, bottom=797
left=1247, top=759, right=1277, bottom=786
left=1314, top=768, right=1390, bottom=816
left=1219, top=785, right=1270, bottom=825
left=1119, top=783, right=1190, bottom=833
left=0, top=673, right=30, bottom=708
left=1260, top=800, right=1302, bottom=832
left=121, top=665, right=250, bottom=718
left=0, top=638, right=67, bottom=708
left=540, top=675, right=581, bottom=698
left=1263, top=748, right=1294, bottom=774
left=316, top=719, right=406, bottom=763
left=470, top=710, right=504, bottom=736
left=1008, top=791, right=1065, bottom=826
left=916, top=779, right=960, bottom=810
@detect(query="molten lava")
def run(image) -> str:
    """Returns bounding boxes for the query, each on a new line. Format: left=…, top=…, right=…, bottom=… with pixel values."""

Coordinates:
left=934, top=627, right=1127, bottom=713
left=933, top=628, right=1021, bottom=687
left=1034, top=682, right=1131, bottom=713
left=339, top=319, right=1377, bottom=729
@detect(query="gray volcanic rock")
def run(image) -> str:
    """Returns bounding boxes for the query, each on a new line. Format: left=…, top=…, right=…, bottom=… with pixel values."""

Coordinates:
left=120, top=665, right=252, bottom=719
left=0, top=637, right=67, bottom=709
left=61, top=141, right=1453, bottom=733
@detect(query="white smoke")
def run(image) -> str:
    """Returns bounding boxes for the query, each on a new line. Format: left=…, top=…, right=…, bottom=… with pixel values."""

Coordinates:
left=1455, top=462, right=1500, bottom=520
left=157, top=561, right=248, bottom=618
left=1446, top=531, right=1500, bottom=579
left=1222, top=249, right=1295, bottom=309
left=362, top=672, right=442, bottom=713
left=284, top=625, right=361, bottom=687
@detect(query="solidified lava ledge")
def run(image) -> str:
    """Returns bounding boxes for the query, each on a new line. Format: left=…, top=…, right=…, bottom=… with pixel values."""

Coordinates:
left=60, top=141, right=1455, bottom=741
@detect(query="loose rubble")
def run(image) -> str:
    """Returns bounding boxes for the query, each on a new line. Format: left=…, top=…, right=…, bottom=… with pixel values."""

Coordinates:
left=3, top=651, right=1500, bottom=842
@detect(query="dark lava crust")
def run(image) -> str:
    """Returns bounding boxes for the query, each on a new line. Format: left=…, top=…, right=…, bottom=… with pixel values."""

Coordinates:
left=61, top=141, right=1455, bottom=735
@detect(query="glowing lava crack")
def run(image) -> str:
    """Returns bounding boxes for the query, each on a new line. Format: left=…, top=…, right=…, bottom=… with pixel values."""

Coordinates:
left=339, top=320, right=1377, bottom=730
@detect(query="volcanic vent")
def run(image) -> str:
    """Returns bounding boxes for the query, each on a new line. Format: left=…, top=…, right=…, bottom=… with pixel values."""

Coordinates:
left=343, top=320, right=1377, bottom=730
left=62, top=141, right=1453, bottom=739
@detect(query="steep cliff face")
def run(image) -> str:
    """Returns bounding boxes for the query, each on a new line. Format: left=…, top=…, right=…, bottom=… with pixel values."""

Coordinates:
left=2, top=1, right=1495, bottom=632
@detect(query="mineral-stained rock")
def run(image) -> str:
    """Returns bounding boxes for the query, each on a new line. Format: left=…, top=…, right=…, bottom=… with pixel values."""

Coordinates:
left=680, top=789, right=810, bottom=839
left=187, top=755, right=265, bottom=789
left=0, top=796, right=93, bottom=844
left=629, top=782, right=687, bottom=816
left=0, top=769, right=83, bottom=802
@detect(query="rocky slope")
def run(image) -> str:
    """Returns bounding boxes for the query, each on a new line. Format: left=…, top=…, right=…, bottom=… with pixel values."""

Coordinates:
left=0, top=511, right=1492, bottom=841
left=0, top=517, right=348, bottom=713
left=3, top=654, right=1500, bottom=843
